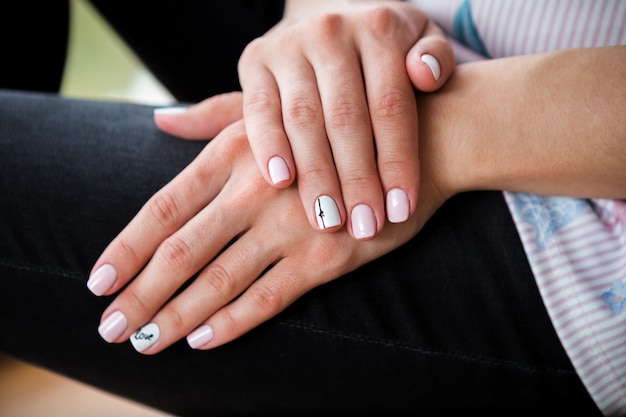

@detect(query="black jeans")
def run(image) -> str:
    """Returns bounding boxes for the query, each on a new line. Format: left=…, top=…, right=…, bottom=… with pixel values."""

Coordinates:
left=0, top=1, right=601, bottom=416
left=0, top=90, right=600, bottom=415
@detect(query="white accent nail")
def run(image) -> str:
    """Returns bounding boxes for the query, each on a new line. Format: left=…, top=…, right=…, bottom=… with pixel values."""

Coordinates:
left=153, top=107, right=187, bottom=115
left=421, top=54, right=441, bottom=81
left=130, top=323, right=160, bottom=353
left=315, top=196, right=341, bottom=229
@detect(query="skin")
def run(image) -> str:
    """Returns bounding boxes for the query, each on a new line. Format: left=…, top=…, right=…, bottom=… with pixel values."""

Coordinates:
left=160, top=0, right=456, bottom=239
left=93, top=45, right=626, bottom=354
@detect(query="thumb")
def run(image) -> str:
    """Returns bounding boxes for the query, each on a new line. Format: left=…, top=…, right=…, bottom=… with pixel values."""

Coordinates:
left=406, top=23, right=455, bottom=92
left=153, top=91, right=243, bottom=140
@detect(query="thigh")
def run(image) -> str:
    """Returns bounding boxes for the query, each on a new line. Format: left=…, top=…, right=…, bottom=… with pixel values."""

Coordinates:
left=88, top=0, right=285, bottom=102
left=0, top=90, right=600, bottom=416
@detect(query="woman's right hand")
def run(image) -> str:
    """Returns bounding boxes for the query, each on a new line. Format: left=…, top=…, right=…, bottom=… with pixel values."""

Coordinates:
left=156, top=1, right=455, bottom=240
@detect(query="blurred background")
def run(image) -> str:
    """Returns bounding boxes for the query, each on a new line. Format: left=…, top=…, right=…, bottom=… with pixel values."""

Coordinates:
left=1, top=1, right=175, bottom=415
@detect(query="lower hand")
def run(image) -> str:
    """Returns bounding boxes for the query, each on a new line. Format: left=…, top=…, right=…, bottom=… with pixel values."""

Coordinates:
left=89, top=99, right=447, bottom=354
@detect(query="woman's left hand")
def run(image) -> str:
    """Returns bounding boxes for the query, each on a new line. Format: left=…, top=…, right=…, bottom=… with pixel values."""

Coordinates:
left=89, top=93, right=447, bottom=354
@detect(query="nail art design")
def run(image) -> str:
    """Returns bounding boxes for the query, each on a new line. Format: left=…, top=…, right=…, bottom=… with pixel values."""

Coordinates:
left=315, top=195, right=341, bottom=230
left=421, top=54, right=441, bottom=82
left=130, top=323, right=160, bottom=353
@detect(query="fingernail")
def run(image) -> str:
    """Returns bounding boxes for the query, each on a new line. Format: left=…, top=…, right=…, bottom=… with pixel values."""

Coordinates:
left=351, top=204, right=376, bottom=239
left=130, top=323, right=160, bottom=353
left=421, top=54, right=441, bottom=82
left=87, top=264, right=117, bottom=296
left=98, top=311, right=128, bottom=343
left=153, top=107, right=187, bottom=116
left=268, top=156, right=290, bottom=185
left=386, top=188, right=410, bottom=223
left=187, top=324, right=214, bottom=349
left=315, top=195, right=341, bottom=230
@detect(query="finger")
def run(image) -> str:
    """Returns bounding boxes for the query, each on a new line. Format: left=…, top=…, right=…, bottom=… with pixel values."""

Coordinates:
left=186, top=255, right=316, bottom=350
left=239, top=41, right=295, bottom=189
left=87, top=123, right=242, bottom=298
left=309, top=22, right=384, bottom=240
left=358, top=27, right=421, bottom=225
left=153, top=92, right=243, bottom=140
left=273, top=54, right=346, bottom=232
left=97, top=148, right=263, bottom=345
left=405, top=21, right=456, bottom=93
left=126, top=222, right=280, bottom=354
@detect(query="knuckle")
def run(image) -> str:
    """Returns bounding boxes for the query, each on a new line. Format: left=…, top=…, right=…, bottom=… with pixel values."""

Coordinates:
left=284, top=96, right=321, bottom=128
left=148, top=191, right=181, bottom=230
left=161, top=303, right=186, bottom=332
left=158, top=236, right=195, bottom=272
left=250, top=283, right=283, bottom=315
left=363, top=6, right=399, bottom=38
left=126, top=287, right=151, bottom=315
left=341, top=171, right=380, bottom=193
left=379, top=157, right=414, bottom=178
left=245, top=90, right=276, bottom=113
left=327, top=98, right=368, bottom=130
left=373, top=88, right=412, bottom=120
left=297, top=159, right=331, bottom=185
left=201, top=262, right=237, bottom=298
left=239, top=37, right=264, bottom=67
left=311, top=13, right=345, bottom=41
left=117, top=237, right=140, bottom=265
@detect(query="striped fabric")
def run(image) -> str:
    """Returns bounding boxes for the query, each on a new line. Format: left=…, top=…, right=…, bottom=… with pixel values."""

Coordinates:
left=408, top=1, right=626, bottom=415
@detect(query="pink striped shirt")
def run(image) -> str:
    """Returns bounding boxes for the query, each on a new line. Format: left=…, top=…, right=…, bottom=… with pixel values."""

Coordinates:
left=409, top=1, right=626, bottom=415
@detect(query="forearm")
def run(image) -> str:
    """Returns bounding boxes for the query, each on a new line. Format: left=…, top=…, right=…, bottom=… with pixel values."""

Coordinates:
left=422, top=46, right=626, bottom=200
left=283, top=0, right=403, bottom=20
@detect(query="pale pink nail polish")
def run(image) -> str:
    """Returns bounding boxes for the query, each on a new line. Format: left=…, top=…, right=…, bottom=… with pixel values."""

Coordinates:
left=187, top=325, right=214, bottom=349
left=98, top=311, right=128, bottom=343
left=421, top=54, right=441, bottom=82
left=268, top=156, right=290, bottom=184
left=351, top=204, right=376, bottom=239
left=386, top=188, right=410, bottom=223
left=87, top=264, right=117, bottom=296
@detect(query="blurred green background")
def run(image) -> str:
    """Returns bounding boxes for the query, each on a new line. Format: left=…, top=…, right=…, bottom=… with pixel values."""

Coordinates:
left=60, top=0, right=174, bottom=104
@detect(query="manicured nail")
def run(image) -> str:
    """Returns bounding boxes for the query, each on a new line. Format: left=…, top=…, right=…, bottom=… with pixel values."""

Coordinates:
left=421, top=54, right=441, bottom=81
left=87, top=264, right=117, bottom=296
left=268, top=156, right=290, bottom=185
left=130, top=323, right=160, bottom=353
left=351, top=204, right=376, bottom=239
left=153, top=107, right=187, bottom=116
left=315, top=195, right=341, bottom=230
left=386, top=188, right=410, bottom=223
left=187, top=324, right=214, bottom=349
left=98, top=311, right=128, bottom=343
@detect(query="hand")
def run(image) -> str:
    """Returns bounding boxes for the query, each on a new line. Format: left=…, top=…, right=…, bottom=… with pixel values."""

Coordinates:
left=89, top=96, right=449, bottom=354
left=155, top=1, right=455, bottom=240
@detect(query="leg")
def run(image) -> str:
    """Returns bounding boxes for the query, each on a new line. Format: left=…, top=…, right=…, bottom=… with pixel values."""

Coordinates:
left=0, top=90, right=600, bottom=415
left=88, top=0, right=286, bottom=102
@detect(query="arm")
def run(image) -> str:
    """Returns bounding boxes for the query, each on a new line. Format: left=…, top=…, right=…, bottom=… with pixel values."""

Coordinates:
left=92, top=46, right=625, bottom=355
left=414, top=45, right=626, bottom=200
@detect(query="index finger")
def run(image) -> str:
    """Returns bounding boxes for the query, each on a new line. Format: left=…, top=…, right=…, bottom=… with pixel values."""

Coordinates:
left=86, top=123, right=240, bottom=297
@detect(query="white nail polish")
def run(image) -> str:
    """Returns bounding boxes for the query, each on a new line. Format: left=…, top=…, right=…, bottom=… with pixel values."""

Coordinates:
left=315, top=195, right=341, bottom=229
left=130, top=323, right=160, bottom=353
left=421, top=54, right=441, bottom=81
left=153, top=107, right=187, bottom=115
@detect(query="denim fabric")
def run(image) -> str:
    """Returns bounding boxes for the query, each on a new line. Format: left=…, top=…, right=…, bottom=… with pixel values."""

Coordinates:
left=0, top=90, right=600, bottom=416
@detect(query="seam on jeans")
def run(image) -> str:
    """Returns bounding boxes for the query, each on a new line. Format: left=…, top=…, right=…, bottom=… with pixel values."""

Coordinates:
left=0, top=259, right=84, bottom=281
left=279, top=319, right=576, bottom=376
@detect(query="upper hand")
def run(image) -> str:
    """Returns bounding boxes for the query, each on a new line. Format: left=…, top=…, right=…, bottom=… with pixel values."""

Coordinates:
left=156, top=1, right=454, bottom=240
